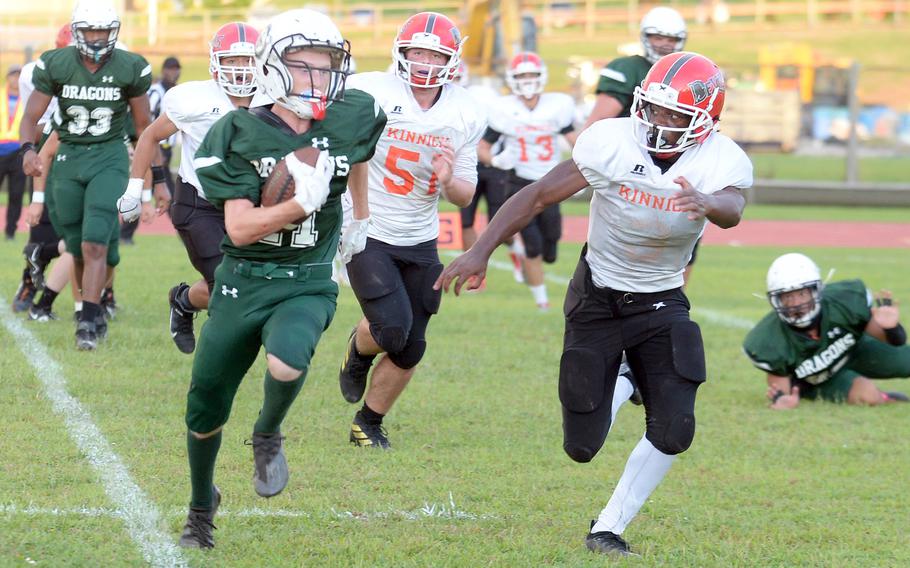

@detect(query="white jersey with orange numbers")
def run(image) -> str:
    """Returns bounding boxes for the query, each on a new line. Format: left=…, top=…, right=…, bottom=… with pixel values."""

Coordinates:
left=344, top=71, right=485, bottom=246
left=573, top=117, right=753, bottom=293
left=162, top=79, right=238, bottom=198
left=18, top=61, right=59, bottom=127
left=489, top=92, right=575, bottom=181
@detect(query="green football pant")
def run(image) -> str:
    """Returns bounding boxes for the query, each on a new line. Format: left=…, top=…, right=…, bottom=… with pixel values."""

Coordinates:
left=804, top=334, right=910, bottom=401
left=185, top=256, right=338, bottom=434
left=47, top=140, right=127, bottom=262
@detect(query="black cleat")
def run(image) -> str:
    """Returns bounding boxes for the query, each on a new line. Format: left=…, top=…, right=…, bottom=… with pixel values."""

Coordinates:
left=95, top=315, right=108, bottom=341
left=883, top=391, right=910, bottom=402
left=247, top=432, right=288, bottom=498
left=178, top=485, right=221, bottom=549
left=585, top=521, right=638, bottom=556
left=73, top=310, right=82, bottom=323
left=100, top=287, right=117, bottom=320
left=23, top=243, right=45, bottom=291
left=168, top=283, right=197, bottom=354
left=339, top=328, right=375, bottom=403
left=75, top=320, right=98, bottom=351
left=349, top=412, right=391, bottom=449
left=12, top=270, right=37, bottom=313
left=28, top=304, right=58, bottom=322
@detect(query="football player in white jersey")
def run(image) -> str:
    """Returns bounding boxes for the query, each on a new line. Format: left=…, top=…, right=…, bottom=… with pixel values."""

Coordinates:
left=117, top=22, right=258, bottom=354
left=480, top=52, right=577, bottom=310
left=337, top=11, right=485, bottom=448
left=438, top=52, right=753, bottom=556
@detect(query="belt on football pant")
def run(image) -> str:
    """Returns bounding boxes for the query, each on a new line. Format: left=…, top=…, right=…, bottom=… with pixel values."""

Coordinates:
left=231, top=260, right=332, bottom=281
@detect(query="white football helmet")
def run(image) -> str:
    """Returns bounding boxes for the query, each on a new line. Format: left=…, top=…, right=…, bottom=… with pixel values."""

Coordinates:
left=254, top=9, right=351, bottom=120
left=766, top=253, right=824, bottom=328
left=71, top=0, right=120, bottom=63
left=505, top=52, right=547, bottom=99
left=639, top=7, right=687, bottom=64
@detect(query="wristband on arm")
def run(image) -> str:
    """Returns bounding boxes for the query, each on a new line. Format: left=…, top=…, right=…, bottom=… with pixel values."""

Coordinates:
left=32, top=191, right=45, bottom=204
left=19, top=142, right=36, bottom=156
left=884, top=323, right=907, bottom=346
left=151, top=165, right=168, bottom=185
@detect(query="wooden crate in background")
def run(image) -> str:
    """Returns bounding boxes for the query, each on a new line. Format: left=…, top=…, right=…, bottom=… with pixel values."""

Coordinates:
left=720, top=89, right=801, bottom=152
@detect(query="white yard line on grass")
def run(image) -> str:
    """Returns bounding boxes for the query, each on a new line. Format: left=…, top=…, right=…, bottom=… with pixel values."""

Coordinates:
left=1, top=311, right=187, bottom=568
left=445, top=252, right=758, bottom=330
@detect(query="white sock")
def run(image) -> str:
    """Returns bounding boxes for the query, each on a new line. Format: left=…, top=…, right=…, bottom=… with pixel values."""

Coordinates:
left=530, top=284, right=548, bottom=305
left=74, top=301, right=83, bottom=312
left=591, top=435, right=677, bottom=535
left=510, top=239, right=525, bottom=257
left=608, top=374, right=635, bottom=433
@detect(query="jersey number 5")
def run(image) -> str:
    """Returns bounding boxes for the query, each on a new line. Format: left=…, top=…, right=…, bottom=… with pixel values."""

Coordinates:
left=382, top=145, right=438, bottom=196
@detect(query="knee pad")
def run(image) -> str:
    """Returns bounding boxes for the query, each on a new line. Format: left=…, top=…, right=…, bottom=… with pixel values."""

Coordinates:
left=671, top=320, right=707, bottom=382
left=647, top=413, right=696, bottom=455
left=387, top=339, right=426, bottom=370
left=185, top=382, right=231, bottom=434
left=559, top=348, right=612, bottom=463
left=522, top=233, right=543, bottom=259
left=543, top=240, right=558, bottom=264
left=373, top=324, right=408, bottom=354
left=106, top=239, right=120, bottom=267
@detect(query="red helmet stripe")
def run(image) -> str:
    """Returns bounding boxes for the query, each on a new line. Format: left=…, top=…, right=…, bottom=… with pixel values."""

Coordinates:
left=660, top=52, right=696, bottom=86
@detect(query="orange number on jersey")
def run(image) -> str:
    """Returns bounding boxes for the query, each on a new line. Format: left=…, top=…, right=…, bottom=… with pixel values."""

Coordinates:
left=383, top=146, right=421, bottom=195
left=516, top=135, right=555, bottom=162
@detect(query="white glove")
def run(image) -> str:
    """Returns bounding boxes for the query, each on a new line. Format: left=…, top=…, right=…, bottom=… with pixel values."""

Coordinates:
left=490, top=150, right=516, bottom=171
left=288, top=150, right=333, bottom=216
left=117, top=178, right=144, bottom=222
left=340, top=216, right=370, bottom=263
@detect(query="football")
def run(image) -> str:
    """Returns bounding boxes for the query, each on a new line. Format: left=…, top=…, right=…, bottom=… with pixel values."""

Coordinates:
left=259, top=146, right=322, bottom=208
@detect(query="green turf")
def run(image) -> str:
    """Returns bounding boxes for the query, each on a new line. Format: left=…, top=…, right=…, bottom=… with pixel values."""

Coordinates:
left=1, top=226, right=908, bottom=565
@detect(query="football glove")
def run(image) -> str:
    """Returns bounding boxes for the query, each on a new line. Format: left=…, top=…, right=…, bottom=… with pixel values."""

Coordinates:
left=288, top=150, right=333, bottom=216
left=340, top=216, right=370, bottom=264
left=117, top=178, right=144, bottom=223
left=490, top=150, right=517, bottom=171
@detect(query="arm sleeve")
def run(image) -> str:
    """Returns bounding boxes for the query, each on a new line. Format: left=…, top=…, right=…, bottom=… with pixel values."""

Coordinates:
left=571, top=122, right=613, bottom=189
left=126, top=57, right=153, bottom=98
left=161, top=87, right=189, bottom=131
left=708, top=138, right=754, bottom=192
left=193, top=114, right=261, bottom=209
left=482, top=126, right=502, bottom=144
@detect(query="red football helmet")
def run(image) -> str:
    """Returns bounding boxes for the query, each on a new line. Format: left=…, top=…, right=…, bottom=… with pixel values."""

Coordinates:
left=56, top=24, right=74, bottom=49
left=631, top=51, right=725, bottom=155
left=392, top=12, right=464, bottom=88
left=505, top=52, right=547, bottom=98
left=209, top=22, right=259, bottom=97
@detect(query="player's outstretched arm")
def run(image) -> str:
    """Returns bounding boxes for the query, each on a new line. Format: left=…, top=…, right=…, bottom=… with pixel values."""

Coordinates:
left=128, top=94, right=152, bottom=140
left=435, top=158, right=588, bottom=295
left=130, top=113, right=178, bottom=179
left=581, top=94, right=623, bottom=132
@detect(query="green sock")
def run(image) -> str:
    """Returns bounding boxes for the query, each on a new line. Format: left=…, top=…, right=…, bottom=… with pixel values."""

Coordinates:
left=187, top=430, right=222, bottom=509
left=254, top=370, right=306, bottom=434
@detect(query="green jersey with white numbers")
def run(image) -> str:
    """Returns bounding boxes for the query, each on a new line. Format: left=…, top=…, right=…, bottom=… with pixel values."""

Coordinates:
left=742, top=280, right=873, bottom=385
left=195, top=90, right=386, bottom=264
left=32, top=46, right=151, bottom=145
left=594, top=55, right=652, bottom=118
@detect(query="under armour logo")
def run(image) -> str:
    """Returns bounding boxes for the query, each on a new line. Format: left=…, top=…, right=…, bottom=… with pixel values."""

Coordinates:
left=631, top=164, right=646, bottom=176
left=56, top=154, right=67, bottom=162
left=221, top=285, right=238, bottom=298
left=390, top=105, right=403, bottom=114
left=311, top=137, right=329, bottom=149
left=101, top=75, right=114, bottom=83
left=652, top=302, right=666, bottom=310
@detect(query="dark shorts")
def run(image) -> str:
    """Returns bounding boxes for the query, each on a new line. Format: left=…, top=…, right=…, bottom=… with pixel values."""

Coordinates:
left=170, top=178, right=226, bottom=289
left=509, top=173, right=561, bottom=262
left=460, top=164, right=509, bottom=229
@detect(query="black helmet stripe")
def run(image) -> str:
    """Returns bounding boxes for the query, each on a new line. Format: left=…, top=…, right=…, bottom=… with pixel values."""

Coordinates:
left=236, top=22, right=245, bottom=43
left=661, top=52, right=696, bottom=85
left=424, top=13, right=437, bottom=34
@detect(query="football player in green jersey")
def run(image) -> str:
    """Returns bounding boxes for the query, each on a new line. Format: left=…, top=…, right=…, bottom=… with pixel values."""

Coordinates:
left=19, top=0, right=152, bottom=350
left=177, top=9, right=386, bottom=549
left=743, top=253, right=910, bottom=410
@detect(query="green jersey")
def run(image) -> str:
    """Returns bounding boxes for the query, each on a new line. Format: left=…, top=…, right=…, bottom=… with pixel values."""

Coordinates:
left=742, top=280, right=872, bottom=385
left=32, top=47, right=151, bottom=145
left=594, top=55, right=652, bottom=118
left=195, top=90, right=386, bottom=264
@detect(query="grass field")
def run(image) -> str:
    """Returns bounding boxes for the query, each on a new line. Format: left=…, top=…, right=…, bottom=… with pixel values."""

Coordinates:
left=2, top=214, right=909, bottom=565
